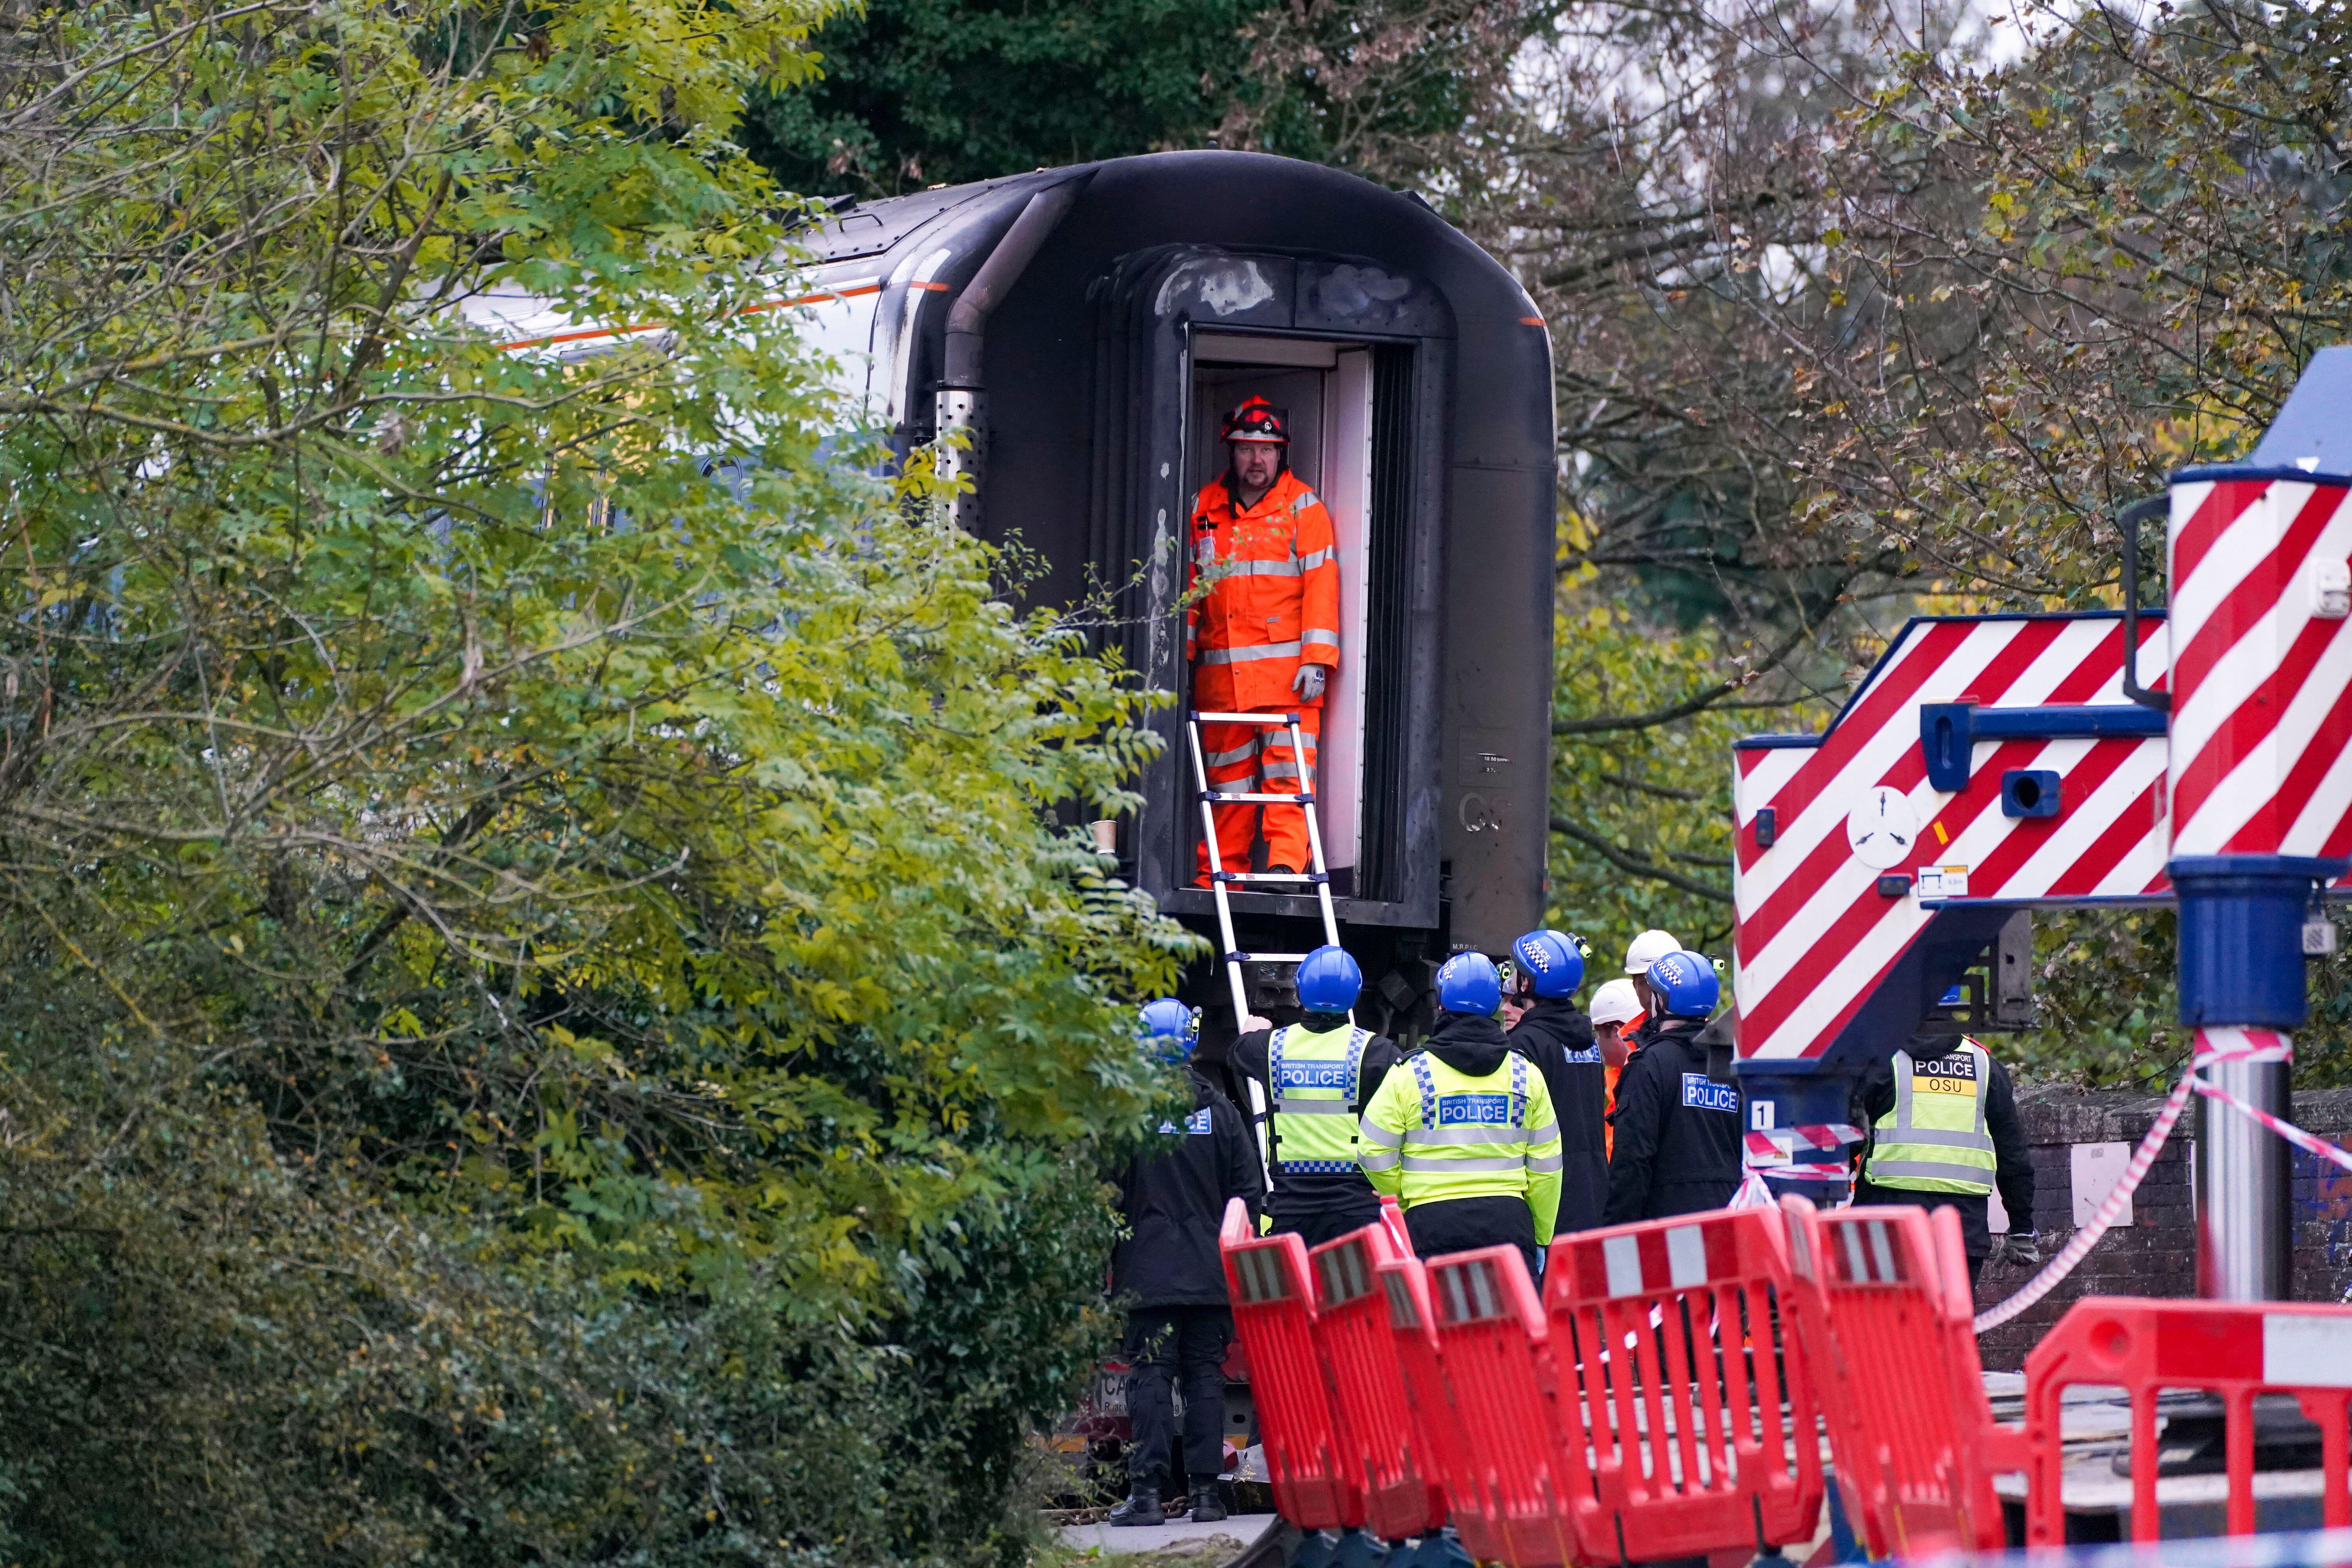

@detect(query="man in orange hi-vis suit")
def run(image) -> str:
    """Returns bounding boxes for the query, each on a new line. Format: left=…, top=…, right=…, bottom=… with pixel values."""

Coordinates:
left=1188, top=396, right=1340, bottom=885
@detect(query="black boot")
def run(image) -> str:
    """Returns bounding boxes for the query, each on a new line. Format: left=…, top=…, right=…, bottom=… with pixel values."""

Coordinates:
left=1189, top=1482, right=1228, bottom=1523
left=1109, top=1488, right=1165, bottom=1526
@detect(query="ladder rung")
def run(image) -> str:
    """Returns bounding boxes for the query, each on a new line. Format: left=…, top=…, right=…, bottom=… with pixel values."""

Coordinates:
left=1228, top=952, right=1309, bottom=965
left=1215, top=871, right=1329, bottom=885
left=1190, top=710, right=1301, bottom=726
left=1200, top=791, right=1316, bottom=805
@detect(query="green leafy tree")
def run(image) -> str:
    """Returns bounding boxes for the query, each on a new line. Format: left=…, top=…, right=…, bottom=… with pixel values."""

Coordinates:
left=1301, top=0, right=2352, bottom=1083
left=1794, top=0, right=2352, bottom=598
left=1764, top=0, right=2352, bottom=1082
left=744, top=0, right=1270, bottom=196
left=1545, top=599, right=1777, bottom=963
left=1212, top=0, right=1547, bottom=186
left=0, top=0, right=1194, bottom=1557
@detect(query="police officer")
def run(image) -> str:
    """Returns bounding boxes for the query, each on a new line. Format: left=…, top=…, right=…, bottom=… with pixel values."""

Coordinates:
left=1111, top=1000, right=1267, bottom=1528
left=1232, top=945, right=1403, bottom=1246
left=1851, top=1030, right=2036, bottom=1284
left=1604, top=951, right=1743, bottom=1223
left=1502, top=929, right=1608, bottom=1237
left=1358, top=953, right=1562, bottom=1276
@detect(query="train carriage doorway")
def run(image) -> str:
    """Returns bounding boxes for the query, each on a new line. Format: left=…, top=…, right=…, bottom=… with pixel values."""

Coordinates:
left=1188, top=335, right=1376, bottom=889
left=1092, top=237, right=1457, bottom=938
left=705, top=154, right=1556, bottom=968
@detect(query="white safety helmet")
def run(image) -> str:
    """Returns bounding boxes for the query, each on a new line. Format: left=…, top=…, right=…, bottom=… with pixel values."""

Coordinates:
left=1622, top=928, right=1682, bottom=974
left=1589, top=977, right=1643, bottom=1028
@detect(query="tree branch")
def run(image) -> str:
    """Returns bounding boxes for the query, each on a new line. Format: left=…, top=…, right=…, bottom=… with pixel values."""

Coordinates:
left=339, top=793, right=505, bottom=984
left=1552, top=615, right=1821, bottom=736
left=1548, top=814, right=1732, bottom=904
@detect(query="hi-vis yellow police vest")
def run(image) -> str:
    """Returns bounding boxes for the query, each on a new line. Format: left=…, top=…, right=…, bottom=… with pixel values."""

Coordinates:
left=1357, top=1053, right=1564, bottom=1243
left=1865, top=1039, right=1998, bottom=1195
left=1267, top=1022, right=1373, bottom=1173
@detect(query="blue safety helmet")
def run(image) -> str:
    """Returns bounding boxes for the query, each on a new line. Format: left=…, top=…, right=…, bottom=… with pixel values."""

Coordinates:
left=1436, top=952, right=1502, bottom=1016
left=1509, top=929, right=1586, bottom=999
left=1138, top=998, right=1198, bottom=1062
left=1295, top=945, right=1363, bottom=1014
left=1645, top=951, right=1720, bottom=1019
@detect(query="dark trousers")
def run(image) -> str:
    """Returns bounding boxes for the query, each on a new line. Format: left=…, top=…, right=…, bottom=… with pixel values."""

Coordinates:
left=1272, top=1188, right=1383, bottom=1249
left=1124, top=1306, right=1233, bottom=1495
left=1402, top=1194, right=1541, bottom=1285
left=1555, top=1150, right=1609, bottom=1238
left=1853, top=1180, right=1991, bottom=1280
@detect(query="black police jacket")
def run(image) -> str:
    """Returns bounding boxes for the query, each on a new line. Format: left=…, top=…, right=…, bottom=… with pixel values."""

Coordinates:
left=1232, top=1016, right=1401, bottom=1209
left=1111, top=1067, right=1267, bottom=1309
left=1604, top=1017, right=1743, bottom=1223
left=1506, top=999, right=1608, bottom=1236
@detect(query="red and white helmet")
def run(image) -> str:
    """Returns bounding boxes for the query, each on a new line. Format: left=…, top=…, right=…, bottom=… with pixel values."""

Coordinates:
left=1221, top=396, right=1288, bottom=445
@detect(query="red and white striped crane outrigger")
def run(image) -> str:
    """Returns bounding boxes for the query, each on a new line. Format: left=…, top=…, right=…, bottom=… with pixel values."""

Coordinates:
left=1732, top=347, right=2352, bottom=1298
left=1735, top=612, right=2171, bottom=1065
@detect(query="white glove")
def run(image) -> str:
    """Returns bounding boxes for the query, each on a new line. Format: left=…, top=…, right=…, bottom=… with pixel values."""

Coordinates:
left=1291, top=664, right=1328, bottom=701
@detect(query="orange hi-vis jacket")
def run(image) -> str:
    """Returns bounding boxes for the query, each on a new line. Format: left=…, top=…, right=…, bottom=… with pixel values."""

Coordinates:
left=1187, top=468, right=1340, bottom=711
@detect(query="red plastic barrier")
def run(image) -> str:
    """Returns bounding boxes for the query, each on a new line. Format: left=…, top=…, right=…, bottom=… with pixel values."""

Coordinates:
left=1779, top=1196, right=2027, bottom=1557
left=2025, top=1297, right=2352, bottom=1543
left=1368, top=1221, right=1495, bottom=1558
left=1544, top=1206, right=1825, bottom=1563
left=1425, top=1246, right=1586, bottom=1568
left=1307, top=1201, right=1451, bottom=1541
left=1218, top=1197, right=1360, bottom=1532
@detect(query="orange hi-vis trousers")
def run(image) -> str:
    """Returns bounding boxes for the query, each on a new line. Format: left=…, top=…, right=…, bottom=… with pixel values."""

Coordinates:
left=1195, top=708, right=1321, bottom=883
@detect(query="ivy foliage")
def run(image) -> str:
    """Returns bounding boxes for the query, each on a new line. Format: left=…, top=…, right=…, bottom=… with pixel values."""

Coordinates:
left=0, top=0, right=1194, bottom=1559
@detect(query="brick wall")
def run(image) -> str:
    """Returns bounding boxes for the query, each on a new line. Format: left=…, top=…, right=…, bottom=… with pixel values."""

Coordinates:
left=1970, top=1084, right=2352, bottom=1371
left=2294, top=1090, right=2352, bottom=1307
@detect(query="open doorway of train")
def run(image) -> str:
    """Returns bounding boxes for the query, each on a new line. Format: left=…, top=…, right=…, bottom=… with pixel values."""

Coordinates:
left=1187, top=333, right=1379, bottom=896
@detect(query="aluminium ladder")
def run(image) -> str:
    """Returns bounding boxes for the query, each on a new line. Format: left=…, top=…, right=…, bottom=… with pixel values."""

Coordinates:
left=1184, top=708, right=1343, bottom=1031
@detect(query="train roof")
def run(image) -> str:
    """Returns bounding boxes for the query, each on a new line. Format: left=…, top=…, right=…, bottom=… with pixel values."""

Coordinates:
left=789, top=151, right=1540, bottom=328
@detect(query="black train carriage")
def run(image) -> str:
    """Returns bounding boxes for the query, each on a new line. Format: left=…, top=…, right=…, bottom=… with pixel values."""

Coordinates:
left=785, top=151, right=1555, bottom=1042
